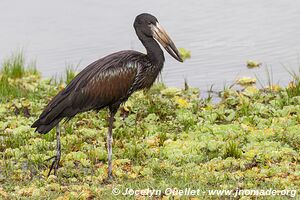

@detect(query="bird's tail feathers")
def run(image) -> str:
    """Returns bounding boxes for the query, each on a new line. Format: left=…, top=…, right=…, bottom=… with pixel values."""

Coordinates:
left=32, top=116, right=63, bottom=134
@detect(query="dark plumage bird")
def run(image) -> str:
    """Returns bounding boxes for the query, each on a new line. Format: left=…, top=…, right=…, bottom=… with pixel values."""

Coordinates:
left=32, top=13, right=183, bottom=180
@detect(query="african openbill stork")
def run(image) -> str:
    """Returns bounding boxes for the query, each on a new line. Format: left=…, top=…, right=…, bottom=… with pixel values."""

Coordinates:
left=32, top=13, right=183, bottom=180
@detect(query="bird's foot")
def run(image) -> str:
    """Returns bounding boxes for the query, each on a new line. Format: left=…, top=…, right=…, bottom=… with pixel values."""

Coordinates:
left=104, top=173, right=115, bottom=184
left=45, top=154, right=60, bottom=176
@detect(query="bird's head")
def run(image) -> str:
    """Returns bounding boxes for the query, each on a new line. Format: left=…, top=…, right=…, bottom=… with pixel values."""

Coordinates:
left=134, top=13, right=183, bottom=62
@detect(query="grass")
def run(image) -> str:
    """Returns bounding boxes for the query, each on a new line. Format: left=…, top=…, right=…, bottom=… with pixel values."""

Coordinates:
left=0, top=55, right=300, bottom=199
left=65, top=64, right=78, bottom=85
left=48, top=64, right=78, bottom=86
left=2, top=52, right=25, bottom=78
left=283, top=67, right=300, bottom=99
left=0, top=52, right=40, bottom=103
left=0, top=76, right=25, bottom=101
left=0, top=52, right=26, bottom=101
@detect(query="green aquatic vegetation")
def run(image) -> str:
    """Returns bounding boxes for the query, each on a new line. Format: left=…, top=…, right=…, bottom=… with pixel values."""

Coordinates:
left=0, top=76, right=26, bottom=102
left=0, top=53, right=40, bottom=103
left=223, top=141, right=242, bottom=159
left=178, top=48, right=191, bottom=61
left=65, top=65, right=77, bottom=85
left=286, top=79, right=300, bottom=99
left=236, top=77, right=257, bottom=87
left=1, top=65, right=300, bottom=199
left=1, top=52, right=39, bottom=79
left=2, top=52, right=25, bottom=79
left=246, top=60, right=262, bottom=69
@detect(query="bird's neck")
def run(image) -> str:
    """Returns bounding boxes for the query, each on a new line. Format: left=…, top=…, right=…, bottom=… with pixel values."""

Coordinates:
left=141, top=37, right=165, bottom=67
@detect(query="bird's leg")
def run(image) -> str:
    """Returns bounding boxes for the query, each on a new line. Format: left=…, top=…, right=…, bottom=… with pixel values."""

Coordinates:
left=46, top=124, right=61, bottom=176
left=107, top=110, right=116, bottom=180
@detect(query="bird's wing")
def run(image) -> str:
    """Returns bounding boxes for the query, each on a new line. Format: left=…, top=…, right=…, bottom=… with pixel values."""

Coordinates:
left=34, top=50, right=144, bottom=129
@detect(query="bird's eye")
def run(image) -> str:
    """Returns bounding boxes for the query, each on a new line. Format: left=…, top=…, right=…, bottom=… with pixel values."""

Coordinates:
left=148, top=22, right=152, bottom=25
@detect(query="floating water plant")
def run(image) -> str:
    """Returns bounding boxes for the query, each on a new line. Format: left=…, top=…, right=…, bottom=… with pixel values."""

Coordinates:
left=246, top=60, right=262, bottom=69
left=236, top=77, right=256, bottom=86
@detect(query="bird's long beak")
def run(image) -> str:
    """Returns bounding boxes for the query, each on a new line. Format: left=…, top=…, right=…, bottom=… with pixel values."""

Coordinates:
left=151, top=22, right=183, bottom=62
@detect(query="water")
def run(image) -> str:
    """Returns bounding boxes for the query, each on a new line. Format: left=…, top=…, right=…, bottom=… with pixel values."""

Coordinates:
left=1, top=0, right=300, bottom=91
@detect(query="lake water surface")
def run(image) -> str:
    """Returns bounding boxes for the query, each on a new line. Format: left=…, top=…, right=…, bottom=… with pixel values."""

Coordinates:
left=1, top=0, right=300, bottom=91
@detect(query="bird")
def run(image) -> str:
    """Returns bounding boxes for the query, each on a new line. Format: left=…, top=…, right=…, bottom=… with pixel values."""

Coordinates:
left=31, top=13, right=183, bottom=180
